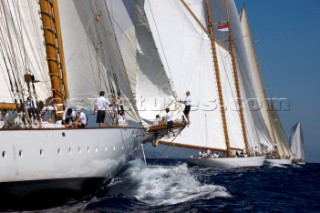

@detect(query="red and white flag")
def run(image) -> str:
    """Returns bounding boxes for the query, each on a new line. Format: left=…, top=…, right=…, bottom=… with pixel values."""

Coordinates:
left=217, top=24, right=229, bottom=32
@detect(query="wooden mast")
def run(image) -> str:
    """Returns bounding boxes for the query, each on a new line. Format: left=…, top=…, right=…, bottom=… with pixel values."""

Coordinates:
left=205, top=0, right=231, bottom=156
left=39, top=0, right=68, bottom=120
left=224, top=0, right=250, bottom=156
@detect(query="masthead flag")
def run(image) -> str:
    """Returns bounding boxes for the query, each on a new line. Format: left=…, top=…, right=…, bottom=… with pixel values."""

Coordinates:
left=217, top=24, right=229, bottom=32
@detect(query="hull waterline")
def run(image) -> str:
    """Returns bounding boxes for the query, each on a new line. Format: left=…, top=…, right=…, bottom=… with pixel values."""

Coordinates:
left=265, top=158, right=292, bottom=165
left=186, top=156, right=266, bottom=168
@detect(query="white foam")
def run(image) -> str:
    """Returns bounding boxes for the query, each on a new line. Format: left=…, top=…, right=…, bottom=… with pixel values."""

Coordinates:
left=125, top=159, right=231, bottom=206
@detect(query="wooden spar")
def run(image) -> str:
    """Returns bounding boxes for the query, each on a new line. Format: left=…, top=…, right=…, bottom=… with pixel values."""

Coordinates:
left=205, top=0, right=231, bottom=156
left=158, top=140, right=227, bottom=153
left=158, top=140, right=243, bottom=152
left=180, top=0, right=229, bottom=53
left=0, top=103, right=21, bottom=110
left=180, top=0, right=208, bottom=34
left=39, top=0, right=66, bottom=120
left=52, top=0, right=69, bottom=99
left=223, top=0, right=250, bottom=156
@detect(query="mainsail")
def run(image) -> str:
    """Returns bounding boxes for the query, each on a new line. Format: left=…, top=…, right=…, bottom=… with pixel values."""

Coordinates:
left=145, top=0, right=249, bottom=151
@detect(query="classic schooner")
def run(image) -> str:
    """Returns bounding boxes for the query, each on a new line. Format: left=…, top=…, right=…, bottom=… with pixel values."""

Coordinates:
left=0, top=0, right=150, bottom=201
left=144, top=0, right=271, bottom=168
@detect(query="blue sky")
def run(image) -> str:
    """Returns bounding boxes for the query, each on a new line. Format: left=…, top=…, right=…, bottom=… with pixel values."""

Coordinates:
left=144, top=0, right=320, bottom=163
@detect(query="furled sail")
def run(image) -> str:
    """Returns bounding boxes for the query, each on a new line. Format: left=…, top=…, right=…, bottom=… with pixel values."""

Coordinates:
left=0, top=1, right=52, bottom=105
left=57, top=0, right=140, bottom=122
left=289, top=121, right=304, bottom=161
left=145, top=0, right=246, bottom=150
left=106, top=0, right=179, bottom=125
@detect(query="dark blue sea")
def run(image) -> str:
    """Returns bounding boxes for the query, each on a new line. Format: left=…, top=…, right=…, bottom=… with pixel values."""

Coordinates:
left=3, top=159, right=320, bottom=212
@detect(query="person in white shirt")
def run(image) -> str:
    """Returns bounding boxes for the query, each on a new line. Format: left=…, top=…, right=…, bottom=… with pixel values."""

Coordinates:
left=165, top=108, right=174, bottom=136
left=94, top=91, right=111, bottom=128
left=153, top=114, right=161, bottom=126
left=73, top=108, right=87, bottom=128
left=62, top=107, right=76, bottom=127
left=179, top=91, right=191, bottom=124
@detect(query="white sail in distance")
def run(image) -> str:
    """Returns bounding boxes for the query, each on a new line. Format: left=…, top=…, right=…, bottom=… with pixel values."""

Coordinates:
left=289, top=121, right=304, bottom=161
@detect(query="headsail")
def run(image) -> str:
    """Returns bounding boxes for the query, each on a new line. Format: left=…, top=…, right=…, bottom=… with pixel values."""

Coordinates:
left=106, top=0, right=179, bottom=125
left=57, top=0, right=140, bottom=122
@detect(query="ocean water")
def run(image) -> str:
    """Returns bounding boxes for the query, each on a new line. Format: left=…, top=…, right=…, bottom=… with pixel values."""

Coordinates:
left=4, top=159, right=320, bottom=212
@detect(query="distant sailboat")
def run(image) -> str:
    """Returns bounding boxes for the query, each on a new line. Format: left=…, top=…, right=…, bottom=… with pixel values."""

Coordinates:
left=0, top=0, right=147, bottom=199
left=145, top=0, right=266, bottom=168
left=289, top=121, right=305, bottom=165
left=239, top=7, right=292, bottom=165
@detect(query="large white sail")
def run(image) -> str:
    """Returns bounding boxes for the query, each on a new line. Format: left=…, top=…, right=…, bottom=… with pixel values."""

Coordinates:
left=145, top=0, right=247, bottom=150
left=106, top=0, right=178, bottom=125
left=239, top=7, right=292, bottom=156
left=239, top=7, right=274, bottom=140
left=57, top=0, right=140, bottom=122
left=226, top=0, right=273, bottom=151
left=289, top=121, right=304, bottom=161
left=0, top=1, right=51, bottom=104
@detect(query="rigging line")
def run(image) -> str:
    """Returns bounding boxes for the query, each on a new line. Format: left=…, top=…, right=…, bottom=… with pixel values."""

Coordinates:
left=0, top=1, right=24, bottom=101
left=151, top=127, right=185, bottom=165
left=0, top=42, right=16, bottom=101
left=145, top=1, right=174, bottom=83
left=217, top=45, right=243, bottom=128
left=91, top=2, right=118, bottom=95
left=65, top=10, right=95, bottom=65
left=91, top=4, right=117, bottom=98
left=14, top=0, right=29, bottom=71
left=181, top=38, right=203, bottom=92
left=89, top=29, right=104, bottom=92
left=105, top=2, right=141, bottom=121
left=7, top=0, right=27, bottom=73
left=27, top=0, right=48, bottom=81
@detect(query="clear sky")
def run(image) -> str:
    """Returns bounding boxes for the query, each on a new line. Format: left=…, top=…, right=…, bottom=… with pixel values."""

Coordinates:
left=144, top=0, right=320, bottom=163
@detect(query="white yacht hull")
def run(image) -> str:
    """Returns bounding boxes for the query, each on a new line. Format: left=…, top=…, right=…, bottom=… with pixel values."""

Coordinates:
left=0, top=127, right=144, bottom=185
left=186, top=156, right=266, bottom=168
left=265, top=159, right=292, bottom=165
